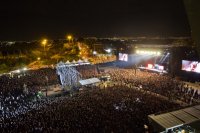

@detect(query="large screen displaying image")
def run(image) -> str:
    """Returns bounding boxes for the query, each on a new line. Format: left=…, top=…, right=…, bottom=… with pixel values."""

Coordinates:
left=182, top=60, right=200, bottom=73
left=119, top=53, right=128, bottom=61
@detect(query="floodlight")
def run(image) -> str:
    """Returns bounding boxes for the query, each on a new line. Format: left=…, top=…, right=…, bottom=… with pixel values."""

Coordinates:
left=157, top=52, right=161, bottom=56
left=93, top=51, right=97, bottom=55
left=23, top=67, right=27, bottom=71
left=106, top=49, right=111, bottom=53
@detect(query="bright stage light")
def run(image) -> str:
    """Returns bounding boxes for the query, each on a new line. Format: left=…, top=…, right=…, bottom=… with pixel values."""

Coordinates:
left=147, top=64, right=153, bottom=69
left=147, top=51, right=151, bottom=54
left=156, top=52, right=161, bottom=56
left=136, top=50, right=162, bottom=56
left=158, top=66, right=164, bottom=70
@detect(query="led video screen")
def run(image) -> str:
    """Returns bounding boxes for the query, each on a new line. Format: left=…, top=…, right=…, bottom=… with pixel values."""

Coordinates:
left=119, top=53, right=128, bottom=61
left=182, top=60, right=200, bottom=73
left=154, top=64, right=164, bottom=70
left=158, top=66, right=164, bottom=70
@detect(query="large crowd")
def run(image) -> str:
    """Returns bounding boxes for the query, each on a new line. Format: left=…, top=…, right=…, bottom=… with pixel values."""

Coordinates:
left=0, top=64, right=98, bottom=96
left=0, top=68, right=58, bottom=95
left=1, top=86, right=179, bottom=132
left=0, top=64, right=98, bottom=119
left=75, top=64, right=98, bottom=79
left=0, top=67, right=58, bottom=119
left=106, top=68, right=200, bottom=105
left=0, top=64, right=200, bottom=132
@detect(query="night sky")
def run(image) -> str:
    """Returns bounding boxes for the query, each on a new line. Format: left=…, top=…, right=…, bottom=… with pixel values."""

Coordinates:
left=0, top=0, right=191, bottom=41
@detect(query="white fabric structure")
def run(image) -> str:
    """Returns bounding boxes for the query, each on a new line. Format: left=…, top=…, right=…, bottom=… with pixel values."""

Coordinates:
left=79, top=78, right=100, bottom=86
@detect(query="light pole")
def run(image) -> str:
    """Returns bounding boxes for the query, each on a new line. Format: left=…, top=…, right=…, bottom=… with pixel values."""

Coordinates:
left=93, top=44, right=97, bottom=56
left=67, top=35, right=72, bottom=43
left=42, top=39, right=47, bottom=58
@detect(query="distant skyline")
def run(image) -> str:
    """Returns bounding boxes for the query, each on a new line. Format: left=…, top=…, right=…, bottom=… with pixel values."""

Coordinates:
left=0, top=0, right=191, bottom=41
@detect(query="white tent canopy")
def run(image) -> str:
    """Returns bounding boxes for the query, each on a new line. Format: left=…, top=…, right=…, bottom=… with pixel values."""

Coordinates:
left=79, top=78, right=100, bottom=86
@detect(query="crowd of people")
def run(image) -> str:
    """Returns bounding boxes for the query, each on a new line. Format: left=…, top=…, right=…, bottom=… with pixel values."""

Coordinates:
left=0, top=64, right=99, bottom=119
left=0, top=63, right=200, bottom=132
left=0, top=64, right=98, bottom=96
left=76, top=64, right=99, bottom=79
left=0, top=67, right=59, bottom=119
left=106, top=68, right=200, bottom=105
left=1, top=86, right=180, bottom=132
left=0, top=68, right=58, bottom=95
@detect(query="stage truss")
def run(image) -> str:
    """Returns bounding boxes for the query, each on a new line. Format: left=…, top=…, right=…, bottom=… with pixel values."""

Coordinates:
left=56, top=62, right=82, bottom=89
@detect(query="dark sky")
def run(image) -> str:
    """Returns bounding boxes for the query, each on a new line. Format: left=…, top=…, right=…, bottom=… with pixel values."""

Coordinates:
left=0, top=0, right=191, bottom=41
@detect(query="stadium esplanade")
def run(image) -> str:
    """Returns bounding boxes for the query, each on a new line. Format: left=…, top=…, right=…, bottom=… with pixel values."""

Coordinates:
left=148, top=105, right=200, bottom=133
